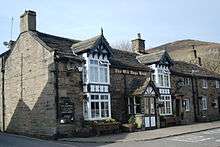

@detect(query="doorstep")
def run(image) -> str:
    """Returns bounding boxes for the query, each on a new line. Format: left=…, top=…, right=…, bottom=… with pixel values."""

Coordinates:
left=59, top=120, right=220, bottom=143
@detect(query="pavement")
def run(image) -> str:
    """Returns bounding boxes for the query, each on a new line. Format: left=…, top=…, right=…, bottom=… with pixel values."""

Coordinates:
left=1, top=127, right=220, bottom=147
left=59, top=121, right=220, bottom=143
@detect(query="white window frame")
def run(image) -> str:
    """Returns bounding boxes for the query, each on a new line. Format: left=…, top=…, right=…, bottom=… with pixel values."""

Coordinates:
left=202, top=79, right=208, bottom=89
left=128, top=96, right=141, bottom=115
left=133, top=96, right=141, bottom=114
left=184, top=99, right=190, bottom=111
left=89, top=58, right=110, bottom=84
left=128, top=97, right=131, bottom=114
left=159, top=95, right=172, bottom=115
left=84, top=93, right=111, bottom=120
left=216, top=80, right=220, bottom=88
left=201, top=96, right=208, bottom=110
left=183, top=78, right=191, bottom=85
left=83, top=53, right=110, bottom=85
left=156, top=65, right=170, bottom=88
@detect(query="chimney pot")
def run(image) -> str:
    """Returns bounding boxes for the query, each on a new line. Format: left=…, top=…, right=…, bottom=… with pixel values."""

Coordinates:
left=137, top=33, right=141, bottom=39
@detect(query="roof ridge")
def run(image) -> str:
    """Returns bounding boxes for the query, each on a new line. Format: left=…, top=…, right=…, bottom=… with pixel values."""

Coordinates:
left=111, top=48, right=137, bottom=55
left=36, top=31, right=80, bottom=42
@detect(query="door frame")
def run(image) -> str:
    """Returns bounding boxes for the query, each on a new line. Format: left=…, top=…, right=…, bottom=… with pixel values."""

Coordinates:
left=144, top=96, right=157, bottom=130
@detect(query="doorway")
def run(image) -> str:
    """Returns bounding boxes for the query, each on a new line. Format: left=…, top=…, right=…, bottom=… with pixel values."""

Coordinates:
left=144, top=96, right=157, bottom=129
left=218, top=96, right=220, bottom=114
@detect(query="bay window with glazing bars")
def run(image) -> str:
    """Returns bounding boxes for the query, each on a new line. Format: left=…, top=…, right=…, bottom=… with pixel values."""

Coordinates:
left=84, top=94, right=111, bottom=120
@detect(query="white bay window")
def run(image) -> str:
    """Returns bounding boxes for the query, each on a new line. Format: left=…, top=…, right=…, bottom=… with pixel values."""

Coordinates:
left=157, top=67, right=170, bottom=88
left=83, top=53, right=111, bottom=120
left=89, top=59, right=109, bottom=84
left=84, top=94, right=111, bottom=120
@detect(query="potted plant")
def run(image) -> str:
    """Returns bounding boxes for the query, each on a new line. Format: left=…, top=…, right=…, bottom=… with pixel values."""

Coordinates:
left=121, top=116, right=137, bottom=132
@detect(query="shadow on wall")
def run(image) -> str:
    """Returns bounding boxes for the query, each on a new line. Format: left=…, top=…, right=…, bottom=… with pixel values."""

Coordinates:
left=6, top=63, right=57, bottom=138
left=5, top=62, right=132, bottom=145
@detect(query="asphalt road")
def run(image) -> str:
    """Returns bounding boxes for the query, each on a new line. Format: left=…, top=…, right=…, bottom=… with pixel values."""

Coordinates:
left=1, top=128, right=220, bottom=147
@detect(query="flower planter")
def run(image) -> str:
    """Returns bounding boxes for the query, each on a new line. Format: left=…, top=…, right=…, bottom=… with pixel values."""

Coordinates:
left=92, top=122, right=120, bottom=136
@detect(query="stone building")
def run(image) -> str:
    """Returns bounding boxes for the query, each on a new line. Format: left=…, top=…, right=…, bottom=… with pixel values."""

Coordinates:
left=0, top=10, right=160, bottom=137
left=170, top=61, right=220, bottom=124
left=0, top=10, right=219, bottom=138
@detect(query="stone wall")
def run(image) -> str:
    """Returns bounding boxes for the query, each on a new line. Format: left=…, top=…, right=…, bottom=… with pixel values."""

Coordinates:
left=171, top=74, right=220, bottom=124
left=110, top=68, right=149, bottom=123
left=170, top=75, right=195, bottom=125
left=196, top=78, right=220, bottom=122
left=56, top=61, right=84, bottom=136
left=0, top=32, right=57, bottom=137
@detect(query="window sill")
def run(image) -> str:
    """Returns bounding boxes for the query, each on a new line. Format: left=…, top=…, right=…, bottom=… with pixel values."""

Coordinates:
left=84, top=117, right=111, bottom=121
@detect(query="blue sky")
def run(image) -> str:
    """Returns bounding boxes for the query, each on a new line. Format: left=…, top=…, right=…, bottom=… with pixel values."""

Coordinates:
left=0, top=0, right=220, bottom=53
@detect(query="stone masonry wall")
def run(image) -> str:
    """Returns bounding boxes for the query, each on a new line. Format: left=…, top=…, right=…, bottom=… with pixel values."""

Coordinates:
left=0, top=32, right=57, bottom=137
left=196, top=78, right=220, bottom=122
left=110, top=68, right=150, bottom=123
left=171, top=74, right=220, bottom=124
left=56, top=61, right=84, bottom=136
left=170, top=75, right=195, bottom=125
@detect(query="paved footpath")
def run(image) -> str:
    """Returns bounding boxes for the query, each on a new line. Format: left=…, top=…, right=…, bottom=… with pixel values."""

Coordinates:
left=60, top=121, right=220, bottom=143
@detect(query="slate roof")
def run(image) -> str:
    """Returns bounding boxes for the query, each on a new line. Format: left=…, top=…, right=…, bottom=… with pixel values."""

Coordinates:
left=28, top=31, right=84, bottom=62
left=137, top=50, right=166, bottom=64
left=132, top=78, right=160, bottom=96
left=170, top=61, right=220, bottom=79
left=109, top=49, right=150, bottom=71
left=71, top=35, right=101, bottom=53
left=30, top=31, right=80, bottom=53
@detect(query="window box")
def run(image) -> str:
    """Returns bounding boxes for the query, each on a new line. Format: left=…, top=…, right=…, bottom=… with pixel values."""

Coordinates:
left=91, top=121, right=120, bottom=136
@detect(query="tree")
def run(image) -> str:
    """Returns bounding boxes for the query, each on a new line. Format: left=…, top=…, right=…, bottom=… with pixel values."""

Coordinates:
left=201, top=49, right=220, bottom=73
left=189, top=48, right=220, bottom=74
left=111, top=40, right=132, bottom=52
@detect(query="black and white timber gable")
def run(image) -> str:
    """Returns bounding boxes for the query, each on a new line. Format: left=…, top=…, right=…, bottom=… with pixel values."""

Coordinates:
left=71, top=31, right=112, bottom=120
left=138, top=50, right=173, bottom=116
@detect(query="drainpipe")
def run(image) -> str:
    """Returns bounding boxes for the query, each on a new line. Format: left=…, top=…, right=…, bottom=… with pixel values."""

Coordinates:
left=191, top=76, right=197, bottom=122
left=54, top=51, right=59, bottom=121
left=123, top=73, right=128, bottom=121
left=54, top=51, right=60, bottom=138
left=194, top=77, right=199, bottom=117
left=1, top=57, right=5, bottom=132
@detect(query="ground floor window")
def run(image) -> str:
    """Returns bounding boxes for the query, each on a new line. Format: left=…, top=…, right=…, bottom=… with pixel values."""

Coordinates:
left=84, top=93, right=111, bottom=120
left=128, top=96, right=141, bottom=114
left=183, top=99, right=190, bottom=111
left=201, top=96, right=208, bottom=110
left=159, top=95, right=172, bottom=115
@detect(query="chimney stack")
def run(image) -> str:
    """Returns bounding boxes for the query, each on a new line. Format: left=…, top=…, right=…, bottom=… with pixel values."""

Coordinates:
left=20, top=10, right=36, bottom=33
left=131, top=33, right=145, bottom=54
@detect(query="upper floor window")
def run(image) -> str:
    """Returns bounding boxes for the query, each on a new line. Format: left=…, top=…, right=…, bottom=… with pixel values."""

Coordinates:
left=216, top=80, right=220, bottom=88
left=202, top=79, right=208, bottom=89
left=151, top=74, right=156, bottom=84
left=157, top=68, right=170, bottom=87
left=89, top=59, right=109, bottom=84
left=183, top=78, right=191, bottom=85
left=164, top=74, right=169, bottom=87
